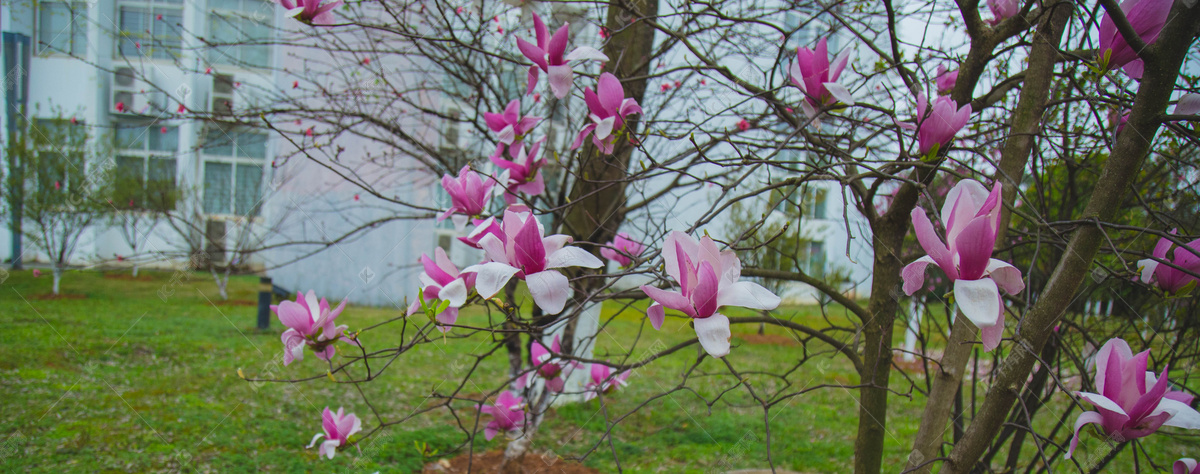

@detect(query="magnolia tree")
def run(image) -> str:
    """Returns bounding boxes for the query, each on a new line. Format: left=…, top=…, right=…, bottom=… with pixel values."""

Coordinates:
left=182, top=0, right=1200, bottom=471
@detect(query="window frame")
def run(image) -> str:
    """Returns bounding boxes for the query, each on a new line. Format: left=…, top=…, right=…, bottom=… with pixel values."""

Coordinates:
left=206, top=0, right=274, bottom=70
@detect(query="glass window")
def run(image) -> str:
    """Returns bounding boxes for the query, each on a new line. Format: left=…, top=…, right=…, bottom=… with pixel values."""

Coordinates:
left=149, top=126, right=179, bottom=151
left=114, top=120, right=178, bottom=210
left=204, top=128, right=235, bottom=156
left=235, top=164, right=263, bottom=215
left=208, top=0, right=273, bottom=68
left=38, top=2, right=88, bottom=56
left=117, top=0, right=183, bottom=60
left=204, top=162, right=233, bottom=214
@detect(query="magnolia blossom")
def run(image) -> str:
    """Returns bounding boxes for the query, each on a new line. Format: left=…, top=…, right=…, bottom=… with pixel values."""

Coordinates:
left=416, top=247, right=475, bottom=330
left=572, top=73, right=643, bottom=154
left=1137, top=233, right=1200, bottom=294
left=640, top=232, right=781, bottom=358
left=1066, top=338, right=1200, bottom=458
left=789, top=37, right=854, bottom=119
left=279, top=0, right=341, bottom=25
left=1177, top=459, right=1200, bottom=474
left=935, top=65, right=959, bottom=95
left=481, top=391, right=525, bottom=440
left=483, top=99, right=542, bottom=160
left=516, top=13, right=608, bottom=98
left=1097, top=0, right=1172, bottom=79
left=898, top=93, right=972, bottom=157
left=272, top=290, right=360, bottom=365
left=1176, top=94, right=1200, bottom=116
left=307, top=407, right=362, bottom=460
left=901, top=180, right=1025, bottom=351
left=584, top=363, right=630, bottom=401
left=986, top=0, right=1019, bottom=24
left=439, top=166, right=494, bottom=229
left=600, top=232, right=645, bottom=268
left=491, top=139, right=547, bottom=204
left=530, top=335, right=581, bottom=392
left=462, top=210, right=603, bottom=314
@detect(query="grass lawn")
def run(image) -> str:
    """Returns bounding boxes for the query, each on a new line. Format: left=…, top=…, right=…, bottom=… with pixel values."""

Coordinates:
left=0, top=269, right=1194, bottom=473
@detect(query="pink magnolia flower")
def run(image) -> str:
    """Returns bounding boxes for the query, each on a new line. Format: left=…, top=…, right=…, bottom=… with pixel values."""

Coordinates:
left=639, top=232, right=781, bottom=358
left=483, top=99, right=542, bottom=160
left=900, top=179, right=1025, bottom=352
left=1066, top=338, right=1200, bottom=459
left=271, top=290, right=360, bottom=365
left=789, top=37, right=854, bottom=119
left=571, top=73, right=643, bottom=154
left=898, top=93, right=972, bottom=157
left=935, top=65, right=959, bottom=95
left=279, top=0, right=341, bottom=25
left=516, top=13, right=609, bottom=99
left=530, top=335, right=581, bottom=392
left=481, top=391, right=525, bottom=440
left=307, top=407, right=362, bottom=460
left=1137, top=232, right=1200, bottom=294
left=439, top=166, right=494, bottom=228
left=1097, top=0, right=1172, bottom=79
left=1177, top=459, right=1200, bottom=474
left=462, top=210, right=603, bottom=314
left=986, top=0, right=1020, bottom=24
left=491, top=139, right=547, bottom=204
left=584, top=363, right=630, bottom=401
left=600, top=232, right=644, bottom=268
left=417, top=247, right=475, bottom=331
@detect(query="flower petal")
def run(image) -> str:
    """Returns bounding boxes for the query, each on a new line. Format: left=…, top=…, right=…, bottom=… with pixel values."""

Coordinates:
left=984, top=259, right=1025, bottom=295
left=646, top=302, right=665, bottom=330
left=901, top=256, right=938, bottom=296
left=526, top=270, right=571, bottom=314
left=547, top=64, right=574, bottom=99
left=824, top=82, right=855, bottom=105
left=641, top=285, right=695, bottom=318
left=565, top=46, right=608, bottom=62
left=694, top=313, right=732, bottom=358
left=717, top=281, right=781, bottom=311
left=1157, top=397, right=1200, bottom=430
left=438, top=278, right=469, bottom=307
left=954, top=278, right=1001, bottom=328
left=461, top=262, right=520, bottom=299
left=547, top=246, right=604, bottom=269
left=1066, top=411, right=1105, bottom=459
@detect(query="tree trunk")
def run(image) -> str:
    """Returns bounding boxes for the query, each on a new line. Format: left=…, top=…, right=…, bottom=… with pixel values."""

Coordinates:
left=52, top=265, right=63, bottom=295
left=132, top=265, right=139, bottom=277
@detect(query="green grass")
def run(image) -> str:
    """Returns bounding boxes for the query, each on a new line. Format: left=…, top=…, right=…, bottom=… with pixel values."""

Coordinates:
left=0, top=269, right=1194, bottom=472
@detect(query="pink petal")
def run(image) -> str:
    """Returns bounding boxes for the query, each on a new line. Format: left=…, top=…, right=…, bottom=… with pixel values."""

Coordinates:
left=596, top=73, right=624, bottom=113
left=1066, top=411, right=1106, bottom=459
left=984, top=259, right=1025, bottom=295
left=901, top=256, right=938, bottom=296
left=647, top=303, right=665, bottom=330
left=641, top=285, right=695, bottom=318
left=516, top=37, right=548, bottom=70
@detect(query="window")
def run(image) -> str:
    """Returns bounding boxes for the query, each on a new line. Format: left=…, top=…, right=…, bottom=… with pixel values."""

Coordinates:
left=114, top=120, right=179, bottom=210
left=202, top=127, right=268, bottom=216
left=804, top=241, right=826, bottom=277
left=31, top=119, right=88, bottom=202
left=802, top=187, right=827, bottom=220
left=117, top=0, right=183, bottom=60
left=208, top=0, right=273, bottom=68
left=38, top=1, right=88, bottom=56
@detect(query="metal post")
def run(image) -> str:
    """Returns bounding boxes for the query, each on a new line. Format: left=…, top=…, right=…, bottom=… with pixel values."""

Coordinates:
left=257, top=276, right=272, bottom=330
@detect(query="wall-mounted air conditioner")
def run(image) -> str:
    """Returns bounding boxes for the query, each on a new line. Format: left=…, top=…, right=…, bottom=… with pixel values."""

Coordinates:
left=111, top=67, right=163, bottom=115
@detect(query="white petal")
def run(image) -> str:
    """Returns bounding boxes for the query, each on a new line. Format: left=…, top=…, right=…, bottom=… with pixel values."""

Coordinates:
left=546, top=246, right=603, bottom=269
left=478, top=233, right=508, bottom=263
left=451, top=214, right=469, bottom=232
left=984, top=259, right=1025, bottom=295
left=694, top=313, right=732, bottom=358
left=1077, top=391, right=1129, bottom=416
left=1157, top=398, right=1200, bottom=429
left=461, top=262, right=519, bottom=299
left=954, top=278, right=1001, bottom=328
left=526, top=270, right=571, bottom=314
left=1175, top=93, right=1200, bottom=116
left=717, top=281, right=781, bottom=310
left=824, top=82, right=855, bottom=105
left=593, top=116, right=616, bottom=140
left=497, top=125, right=516, bottom=145
left=438, top=278, right=469, bottom=307
left=307, top=433, right=325, bottom=448
left=564, top=46, right=609, bottom=62
left=1137, top=258, right=1158, bottom=284
left=286, top=6, right=306, bottom=17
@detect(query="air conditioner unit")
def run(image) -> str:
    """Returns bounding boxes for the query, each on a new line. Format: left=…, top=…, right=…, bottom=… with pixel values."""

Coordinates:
left=111, top=67, right=163, bottom=115
left=210, top=74, right=236, bottom=115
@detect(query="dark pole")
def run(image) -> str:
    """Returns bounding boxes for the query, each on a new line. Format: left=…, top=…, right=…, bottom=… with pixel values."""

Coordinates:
left=257, top=276, right=271, bottom=330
